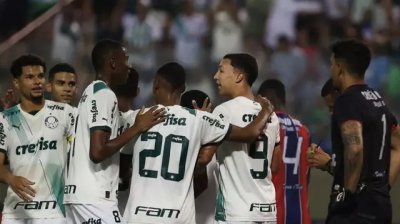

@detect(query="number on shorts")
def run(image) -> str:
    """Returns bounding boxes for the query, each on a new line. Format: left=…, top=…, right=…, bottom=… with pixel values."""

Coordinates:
left=113, top=210, right=121, bottom=223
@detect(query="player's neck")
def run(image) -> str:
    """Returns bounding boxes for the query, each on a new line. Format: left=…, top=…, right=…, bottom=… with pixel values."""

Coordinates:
left=19, top=97, right=45, bottom=113
left=96, top=72, right=112, bottom=86
left=340, top=77, right=365, bottom=93
left=230, top=85, right=254, bottom=100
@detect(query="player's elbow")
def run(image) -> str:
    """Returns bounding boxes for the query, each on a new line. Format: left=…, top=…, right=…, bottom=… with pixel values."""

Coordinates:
left=89, top=148, right=104, bottom=164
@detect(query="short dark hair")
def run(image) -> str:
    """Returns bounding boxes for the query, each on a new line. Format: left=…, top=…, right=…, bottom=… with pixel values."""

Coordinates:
left=10, top=54, right=46, bottom=78
left=257, top=79, right=286, bottom=107
left=91, top=39, right=123, bottom=73
left=180, top=90, right=209, bottom=109
left=156, top=62, right=186, bottom=93
left=223, top=53, right=258, bottom=86
left=112, top=68, right=139, bottom=98
left=331, top=39, right=371, bottom=78
left=48, top=63, right=76, bottom=82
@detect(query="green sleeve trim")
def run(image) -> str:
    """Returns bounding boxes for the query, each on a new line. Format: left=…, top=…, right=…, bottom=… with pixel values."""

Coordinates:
left=90, top=126, right=111, bottom=133
left=93, top=81, right=108, bottom=94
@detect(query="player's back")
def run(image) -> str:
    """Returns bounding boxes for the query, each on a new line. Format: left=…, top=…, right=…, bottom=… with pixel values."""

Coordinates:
left=64, top=80, right=120, bottom=205
left=123, top=105, right=230, bottom=224
left=212, top=96, right=280, bottom=222
left=272, top=112, right=311, bottom=224
left=332, top=84, right=397, bottom=190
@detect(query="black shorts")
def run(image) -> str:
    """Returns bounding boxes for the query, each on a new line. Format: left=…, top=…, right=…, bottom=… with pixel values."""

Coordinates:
left=326, top=188, right=392, bottom=224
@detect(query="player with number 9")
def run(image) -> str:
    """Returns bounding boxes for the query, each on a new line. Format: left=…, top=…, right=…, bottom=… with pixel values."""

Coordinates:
left=212, top=54, right=280, bottom=223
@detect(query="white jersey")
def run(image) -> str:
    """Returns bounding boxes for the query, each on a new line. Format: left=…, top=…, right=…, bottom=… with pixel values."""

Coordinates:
left=0, top=100, right=75, bottom=219
left=123, top=105, right=231, bottom=224
left=64, top=80, right=120, bottom=205
left=213, top=96, right=280, bottom=222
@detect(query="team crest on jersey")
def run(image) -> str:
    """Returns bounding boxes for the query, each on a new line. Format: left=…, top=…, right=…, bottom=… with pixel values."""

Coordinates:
left=45, top=116, right=59, bottom=129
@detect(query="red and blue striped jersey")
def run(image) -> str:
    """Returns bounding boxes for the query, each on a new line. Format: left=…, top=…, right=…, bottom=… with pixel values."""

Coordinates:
left=272, top=112, right=311, bottom=224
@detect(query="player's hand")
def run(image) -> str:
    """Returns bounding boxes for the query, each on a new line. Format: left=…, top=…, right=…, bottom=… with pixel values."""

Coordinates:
left=307, top=144, right=331, bottom=170
left=329, top=188, right=357, bottom=216
left=7, top=175, right=35, bottom=202
left=135, top=106, right=166, bottom=132
left=192, top=97, right=212, bottom=112
left=255, top=95, right=274, bottom=119
left=2, top=89, right=17, bottom=109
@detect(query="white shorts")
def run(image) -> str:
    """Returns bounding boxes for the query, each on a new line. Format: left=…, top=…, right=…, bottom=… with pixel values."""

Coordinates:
left=215, top=221, right=276, bottom=224
left=65, top=204, right=122, bottom=224
left=2, top=217, right=66, bottom=224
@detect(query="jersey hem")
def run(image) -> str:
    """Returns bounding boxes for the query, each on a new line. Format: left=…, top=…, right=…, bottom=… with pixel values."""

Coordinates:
left=221, top=217, right=277, bottom=222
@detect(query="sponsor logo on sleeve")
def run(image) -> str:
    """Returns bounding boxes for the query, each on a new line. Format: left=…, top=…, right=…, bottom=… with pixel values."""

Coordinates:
left=202, top=115, right=225, bottom=129
left=91, top=100, right=99, bottom=122
left=0, top=123, right=5, bottom=145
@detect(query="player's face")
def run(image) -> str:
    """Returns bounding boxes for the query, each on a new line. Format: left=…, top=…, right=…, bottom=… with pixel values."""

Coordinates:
left=330, top=55, right=342, bottom=89
left=214, top=59, right=238, bottom=97
left=112, top=47, right=130, bottom=85
left=47, top=72, right=77, bottom=104
left=14, top=65, right=45, bottom=102
left=323, top=94, right=335, bottom=114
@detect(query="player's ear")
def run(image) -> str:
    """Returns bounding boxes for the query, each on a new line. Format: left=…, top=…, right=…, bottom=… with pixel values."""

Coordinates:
left=110, top=56, right=116, bottom=70
left=236, top=72, right=245, bottom=83
left=13, top=78, right=20, bottom=91
left=45, top=82, right=52, bottom=93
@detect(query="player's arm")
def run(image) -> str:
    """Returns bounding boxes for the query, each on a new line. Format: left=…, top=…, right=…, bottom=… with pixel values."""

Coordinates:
left=194, top=144, right=217, bottom=198
left=270, top=144, right=281, bottom=174
left=227, top=96, right=274, bottom=143
left=340, top=120, right=363, bottom=193
left=0, top=153, right=35, bottom=202
left=90, top=106, right=165, bottom=163
left=119, top=153, right=132, bottom=191
left=389, top=125, right=400, bottom=186
left=194, top=166, right=208, bottom=198
left=307, top=144, right=334, bottom=176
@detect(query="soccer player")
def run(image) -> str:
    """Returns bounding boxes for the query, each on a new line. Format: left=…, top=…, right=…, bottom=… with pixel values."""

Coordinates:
left=46, top=63, right=77, bottom=105
left=64, top=39, right=165, bottom=224
left=122, top=62, right=274, bottom=224
left=180, top=90, right=216, bottom=224
left=326, top=39, right=400, bottom=224
left=307, top=79, right=336, bottom=174
left=0, top=54, right=75, bottom=224
left=111, top=68, right=140, bottom=215
left=258, top=79, right=311, bottom=224
left=212, top=53, right=280, bottom=223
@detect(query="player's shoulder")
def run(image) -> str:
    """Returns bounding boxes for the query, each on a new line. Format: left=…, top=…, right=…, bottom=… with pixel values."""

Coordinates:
left=92, top=80, right=110, bottom=93
left=2, top=105, right=20, bottom=118
left=85, top=80, right=115, bottom=97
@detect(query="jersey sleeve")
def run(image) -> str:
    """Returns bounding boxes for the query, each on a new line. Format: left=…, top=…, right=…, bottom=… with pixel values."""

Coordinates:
left=271, top=113, right=280, bottom=145
left=0, top=114, right=8, bottom=154
left=120, top=110, right=140, bottom=155
left=212, top=104, right=230, bottom=122
left=64, top=105, right=77, bottom=138
left=199, top=110, right=231, bottom=146
left=88, top=88, right=116, bottom=133
left=333, top=94, right=362, bottom=125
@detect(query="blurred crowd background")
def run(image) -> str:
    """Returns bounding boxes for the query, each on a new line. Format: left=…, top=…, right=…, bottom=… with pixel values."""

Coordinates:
left=0, top=0, right=399, bottom=222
